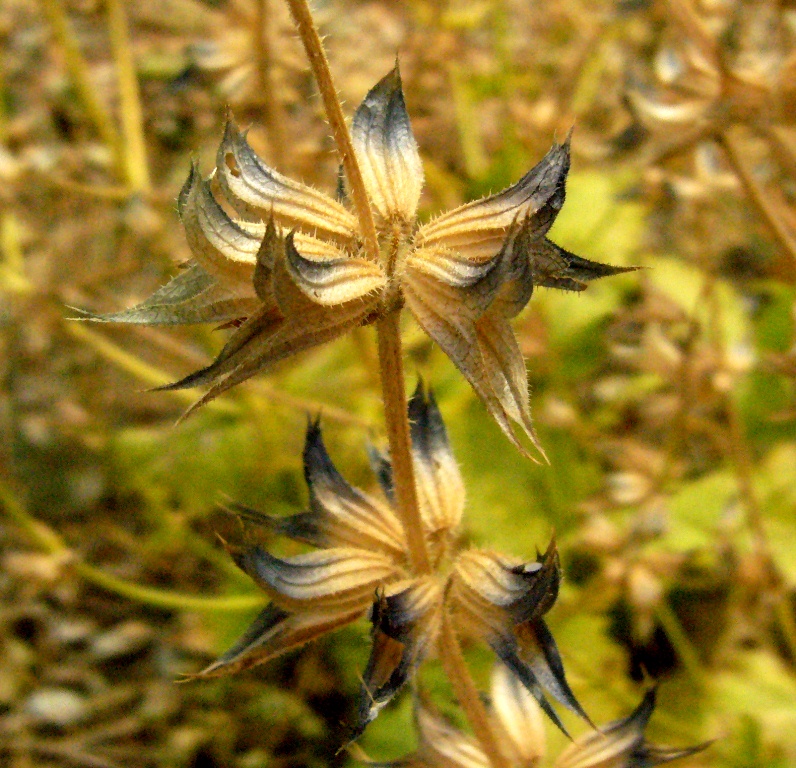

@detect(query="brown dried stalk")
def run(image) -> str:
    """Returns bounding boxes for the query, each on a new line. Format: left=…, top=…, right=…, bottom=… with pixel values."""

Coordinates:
left=283, top=0, right=430, bottom=575
left=280, top=2, right=510, bottom=762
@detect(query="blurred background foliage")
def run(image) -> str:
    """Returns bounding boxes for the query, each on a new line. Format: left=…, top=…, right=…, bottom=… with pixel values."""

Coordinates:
left=1, top=0, right=795, bottom=766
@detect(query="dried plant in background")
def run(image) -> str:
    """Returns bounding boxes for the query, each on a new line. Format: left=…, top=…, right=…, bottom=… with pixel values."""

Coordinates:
left=624, top=0, right=796, bottom=276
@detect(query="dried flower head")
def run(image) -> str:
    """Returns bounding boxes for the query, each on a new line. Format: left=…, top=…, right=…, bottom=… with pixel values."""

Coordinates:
left=199, top=384, right=587, bottom=740
left=93, top=65, right=634, bottom=458
left=361, top=667, right=707, bottom=768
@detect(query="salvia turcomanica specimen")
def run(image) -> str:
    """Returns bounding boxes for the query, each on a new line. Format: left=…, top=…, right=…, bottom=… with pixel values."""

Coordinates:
left=82, top=33, right=708, bottom=765
left=89, top=65, right=635, bottom=460
left=360, top=667, right=709, bottom=768
left=199, top=384, right=589, bottom=741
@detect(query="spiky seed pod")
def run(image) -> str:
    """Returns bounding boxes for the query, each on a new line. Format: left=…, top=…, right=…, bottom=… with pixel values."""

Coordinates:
left=200, top=385, right=588, bottom=741
left=91, top=66, right=635, bottom=459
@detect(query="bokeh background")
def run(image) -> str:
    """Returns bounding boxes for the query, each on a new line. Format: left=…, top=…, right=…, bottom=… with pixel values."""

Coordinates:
left=1, top=0, right=795, bottom=766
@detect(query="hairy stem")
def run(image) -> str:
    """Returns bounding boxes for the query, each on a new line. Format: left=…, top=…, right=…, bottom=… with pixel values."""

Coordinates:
left=283, top=0, right=379, bottom=259
left=438, top=612, right=511, bottom=768
left=283, top=0, right=430, bottom=573
left=377, top=311, right=430, bottom=573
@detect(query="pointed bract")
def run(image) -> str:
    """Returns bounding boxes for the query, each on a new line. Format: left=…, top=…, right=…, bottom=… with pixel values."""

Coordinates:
left=284, top=232, right=387, bottom=305
left=515, top=619, right=593, bottom=726
left=528, top=239, right=638, bottom=293
left=215, top=117, right=358, bottom=242
left=195, top=604, right=364, bottom=678
left=301, top=419, right=407, bottom=557
left=232, top=545, right=401, bottom=611
left=353, top=578, right=442, bottom=740
left=179, top=161, right=262, bottom=288
left=416, top=137, right=572, bottom=261
left=83, top=263, right=258, bottom=326
left=159, top=256, right=378, bottom=408
left=408, top=382, right=465, bottom=540
left=367, top=443, right=395, bottom=504
left=156, top=302, right=284, bottom=393
left=253, top=215, right=280, bottom=302
left=351, top=65, right=424, bottom=222
left=450, top=542, right=587, bottom=736
left=403, top=244, right=545, bottom=460
left=554, top=689, right=710, bottom=768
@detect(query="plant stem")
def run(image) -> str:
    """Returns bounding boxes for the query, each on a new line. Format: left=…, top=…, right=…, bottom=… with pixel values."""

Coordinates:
left=377, top=311, right=430, bottom=573
left=438, top=612, right=511, bottom=768
left=283, top=0, right=379, bottom=260
left=283, top=0, right=430, bottom=573
left=720, top=129, right=796, bottom=264
left=0, top=478, right=265, bottom=614
left=105, top=0, right=151, bottom=193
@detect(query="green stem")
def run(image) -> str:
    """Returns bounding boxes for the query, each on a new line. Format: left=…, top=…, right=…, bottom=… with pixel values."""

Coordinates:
left=0, top=479, right=264, bottom=614
left=105, top=0, right=150, bottom=192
